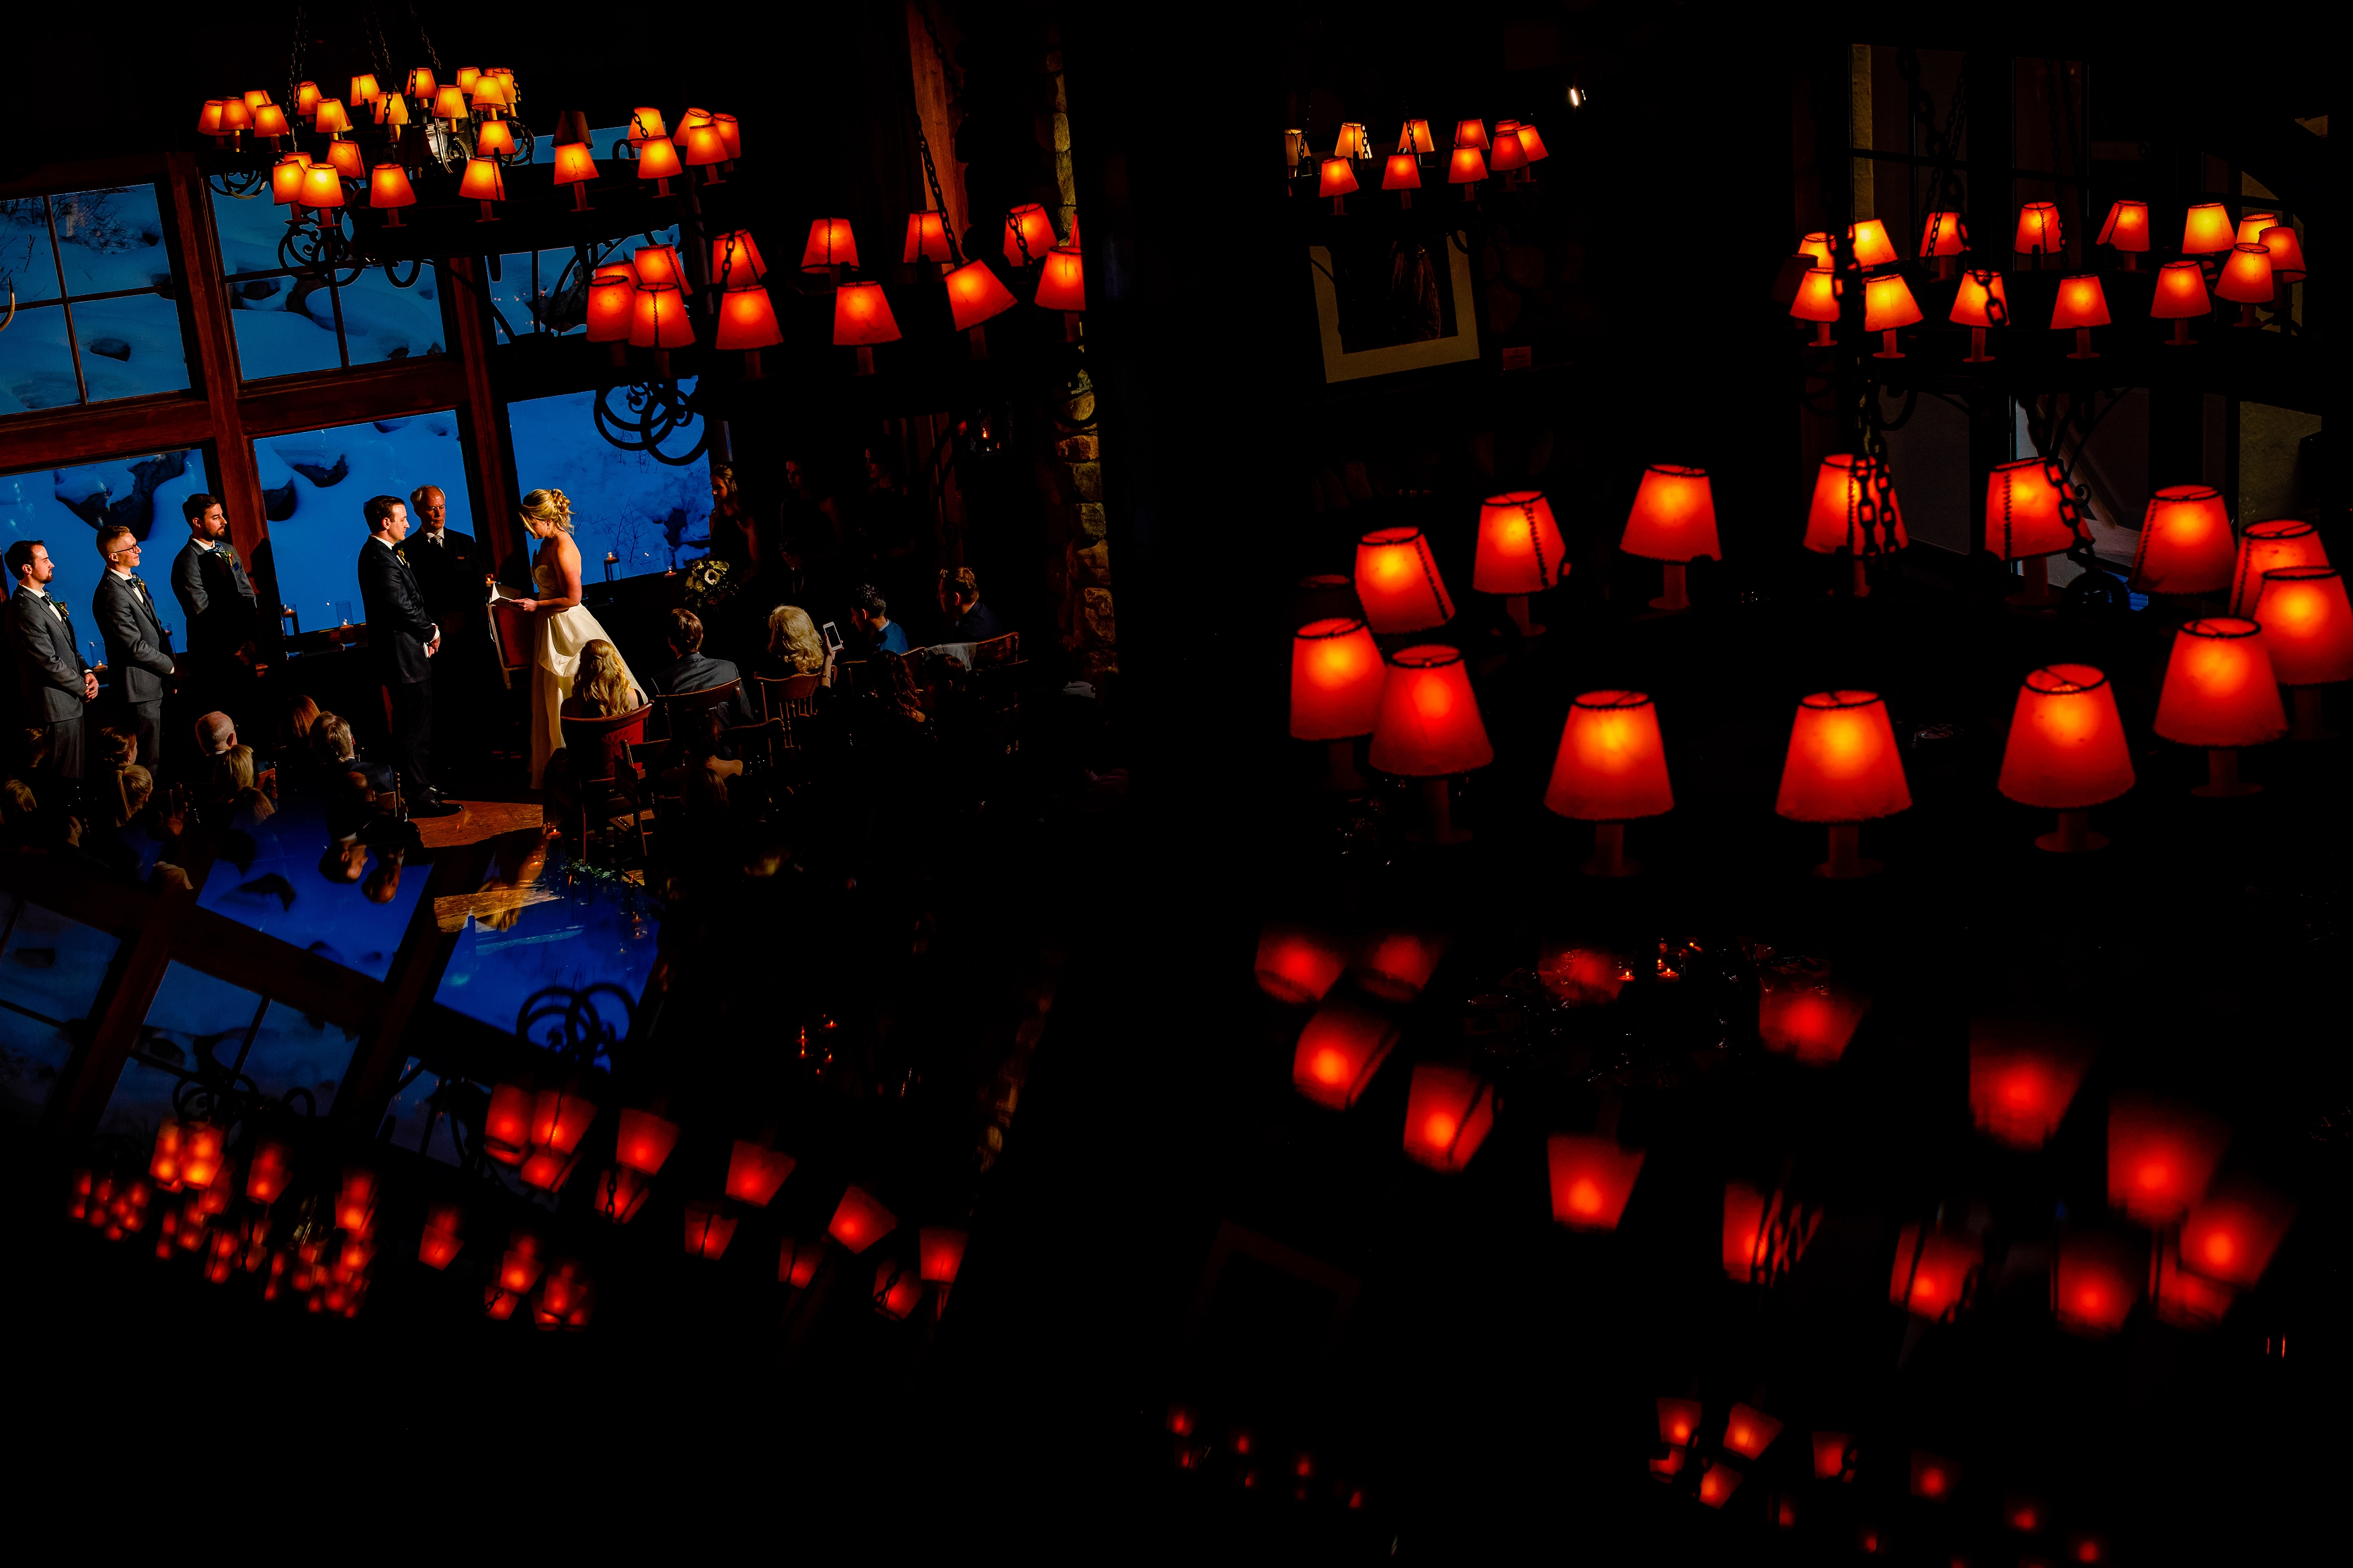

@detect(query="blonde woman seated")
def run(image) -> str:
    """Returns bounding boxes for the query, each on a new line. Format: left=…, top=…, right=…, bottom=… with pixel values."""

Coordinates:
left=758, top=604, right=836, bottom=685
left=506, top=488, right=642, bottom=786
left=560, top=639, right=645, bottom=719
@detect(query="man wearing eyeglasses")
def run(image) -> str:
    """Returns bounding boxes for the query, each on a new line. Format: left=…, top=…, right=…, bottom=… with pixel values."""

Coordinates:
left=91, top=524, right=177, bottom=770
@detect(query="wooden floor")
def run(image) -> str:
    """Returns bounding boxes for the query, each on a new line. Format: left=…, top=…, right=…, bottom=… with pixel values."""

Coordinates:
left=415, top=797, right=545, bottom=850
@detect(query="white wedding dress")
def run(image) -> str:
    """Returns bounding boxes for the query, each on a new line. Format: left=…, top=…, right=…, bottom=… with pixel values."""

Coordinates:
left=528, top=554, right=641, bottom=787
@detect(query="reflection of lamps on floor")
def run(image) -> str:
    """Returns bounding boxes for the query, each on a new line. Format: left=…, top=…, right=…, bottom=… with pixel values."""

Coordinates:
left=1776, top=690, right=1911, bottom=878
left=1620, top=464, right=1720, bottom=612
left=1985, top=458, right=2074, bottom=606
left=2153, top=617, right=2286, bottom=796
left=1544, top=690, right=1671, bottom=876
left=2253, top=565, right=2353, bottom=739
left=1996, top=664, right=2135, bottom=852
left=1473, top=491, right=1564, bottom=636
left=1369, top=645, right=1492, bottom=845
left=1289, top=617, right=1384, bottom=790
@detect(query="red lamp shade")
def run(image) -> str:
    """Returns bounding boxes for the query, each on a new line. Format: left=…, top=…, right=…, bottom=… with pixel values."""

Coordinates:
left=1911, top=1453, right=1961, bottom=1500
left=519, top=1147, right=582, bottom=1192
left=832, top=281, right=902, bottom=346
left=2053, top=1233, right=2141, bottom=1337
left=298, top=165, right=346, bottom=210
left=781, top=1236, right=825, bottom=1288
left=1003, top=202, right=1057, bottom=264
left=612, top=1108, right=680, bottom=1174
left=2013, top=201, right=2063, bottom=254
left=1353, top=526, right=1453, bottom=632
left=2258, top=223, right=2306, bottom=283
left=1546, top=1134, right=1645, bottom=1231
left=1862, top=273, right=1921, bottom=330
left=1788, top=267, right=1838, bottom=341
left=1969, top=1019, right=2092, bottom=1149
left=2181, top=202, right=2235, bottom=254
left=1796, top=232, right=1836, bottom=269
left=314, top=98, right=352, bottom=135
left=1034, top=246, right=1085, bottom=311
left=1515, top=123, right=1548, bottom=162
left=1985, top=458, right=2074, bottom=560
left=1381, top=153, right=1422, bottom=192
left=1289, top=617, right=1384, bottom=740
left=253, top=105, right=288, bottom=138
left=1292, top=995, right=1399, bottom=1109
left=1697, top=1464, right=1743, bottom=1509
left=2180, top=1174, right=2293, bottom=1287
left=1950, top=268, right=2009, bottom=327
left=418, top=1225, right=463, bottom=1270
left=2151, top=258, right=2212, bottom=321
left=1803, top=454, right=1907, bottom=554
left=528, top=1090, right=596, bottom=1155
left=590, top=1166, right=651, bottom=1223
left=725, top=1142, right=796, bottom=1206
left=1353, top=930, right=1446, bottom=1002
left=2231, top=518, right=2329, bottom=616
left=1544, top=690, right=1671, bottom=821
left=2233, top=210, right=2277, bottom=247
left=828, top=1185, right=898, bottom=1253
left=245, top=1141, right=291, bottom=1205
left=584, top=271, right=637, bottom=343
left=1813, top=1433, right=1856, bottom=1482
left=875, top=1259, right=924, bottom=1320
left=1620, top=464, right=1720, bottom=562
left=1997, top=665, right=2135, bottom=809
left=368, top=164, right=415, bottom=210
left=1474, top=491, right=1565, bottom=594
left=429, top=85, right=468, bottom=120
left=1318, top=157, right=1359, bottom=198
left=920, top=1227, right=969, bottom=1286
left=624, top=103, right=663, bottom=141
left=1401, top=1063, right=1494, bottom=1172
left=2131, top=485, right=2234, bottom=594
left=1369, top=645, right=1492, bottom=777
left=2257, top=567, right=2353, bottom=686
left=1890, top=1225, right=1984, bottom=1321
left=904, top=210, right=953, bottom=263
left=2154, top=1235, right=2237, bottom=1329
left=2215, top=243, right=2274, bottom=304
left=2108, top=1093, right=2230, bottom=1225
left=682, top=124, right=728, bottom=169
left=271, top=155, right=309, bottom=205
left=801, top=217, right=858, bottom=271
left=484, top=1083, right=532, bottom=1163
left=198, top=99, right=226, bottom=136
left=1722, top=1405, right=1783, bottom=1461
left=1917, top=210, right=1966, bottom=257
left=1397, top=118, right=1435, bottom=153
left=458, top=157, right=505, bottom=204
left=1489, top=121, right=1527, bottom=171
left=635, top=137, right=683, bottom=187
left=1453, top=118, right=1488, bottom=149
left=476, top=120, right=516, bottom=157
left=1724, top=1182, right=1817, bottom=1282
left=336, top=1167, right=378, bottom=1232
left=629, top=282, right=695, bottom=349
left=2098, top=199, right=2150, bottom=252
left=551, top=141, right=596, bottom=191
left=682, top=1200, right=737, bottom=1260
left=945, top=259, right=1018, bottom=331
left=1657, top=1397, right=1702, bottom=1447
left=1847, top=218, right=1898, bottom=267
left=1757, top=964, right=1870, bottom=1067
left=1255, top=923, right=1349, bottom=1005
left=325, top=139, right=365, bottom=180
left=1447, top=147, right=1486, bottom=184
left=2153, top=618, right=2286, bottom=747
left=715, top=286, right=784, bottom=352
left=1776, top=692, right=1910, bottom=822
left=2050, top=274, right=2110, bottom=328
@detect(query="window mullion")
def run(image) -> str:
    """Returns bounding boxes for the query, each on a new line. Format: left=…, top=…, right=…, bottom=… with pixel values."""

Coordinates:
left=42, top=196, right=89, bottom=405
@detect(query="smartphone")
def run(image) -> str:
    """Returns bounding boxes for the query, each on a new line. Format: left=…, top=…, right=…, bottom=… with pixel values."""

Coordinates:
left=821, top=620, right=844, bottom=653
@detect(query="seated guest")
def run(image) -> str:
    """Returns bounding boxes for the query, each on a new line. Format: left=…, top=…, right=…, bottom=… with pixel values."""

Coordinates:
left=212, top=743, right=275, bottom=826
left=194, top=710, right=236, bottom=760
left=93, top=727, right=136, bottom=772
left=82, top=764, right=155, bottom=878
left=561, top=639, right=645, bottom=720
left=760, top=605, right=836, bottom=685
left=660, top=708, right=746, bottom=817
left=311, top=713, right=395, bottom=795
left=1, top=776, right=38, bottom=850
left=848, top=584, right=910, bottom=656
left=286, top=694, right=321, bottom=749
left=651, top=608, right=752, bottom=723
left=935, top=567, right=1006, bottom=645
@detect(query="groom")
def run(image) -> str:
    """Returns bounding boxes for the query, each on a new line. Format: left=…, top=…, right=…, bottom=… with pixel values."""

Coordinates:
left=356, top=495, right=459, bottom=817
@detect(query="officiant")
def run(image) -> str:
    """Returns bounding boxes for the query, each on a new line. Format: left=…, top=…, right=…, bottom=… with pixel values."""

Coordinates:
left=405, top=483, right=495, bottom=783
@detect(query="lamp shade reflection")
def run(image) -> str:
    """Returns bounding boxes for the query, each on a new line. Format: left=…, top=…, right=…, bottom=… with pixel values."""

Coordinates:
left=2180, top=1174, right=2293, bottom=1287
left=1292, top=995, right=1399, bottom=1109
left=2108, top=1093, right=2229, bottom=1225
left=828, top=1185, right=898, bottom=1252
left=1970, top=1018, right=2093, bottom=1149
left=1546, top=1134, right=1646, bottom=1231
left=1401, top=1063, right=1494, bottom=1172
left=1722, top=1405, right=1783, bottom=1460
left=725, top=1143, right=796, bottom=1207
left=1353, top=526, right=1453, bottom=632
left=1254, top=923, right=1350, bottom=1005
left=2054, top=1232, right=2141, bottom=1337
left=1757, top=962, right=1870, bottom=1067
left=1890, top=1225, right=1983, bottom=1321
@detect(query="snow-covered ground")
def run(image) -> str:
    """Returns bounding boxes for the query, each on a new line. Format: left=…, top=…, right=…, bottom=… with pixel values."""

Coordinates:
left=0, top=895, right=121, bottom=1129
left=1, top=185, right=190, bottom=409
left=95, top=961, right=360, bottom=1143
left=212, top=185, right=446, bottom=376
left=510, top=380, right=711, bottom=578
left=259, top=413, right=475, bottom=624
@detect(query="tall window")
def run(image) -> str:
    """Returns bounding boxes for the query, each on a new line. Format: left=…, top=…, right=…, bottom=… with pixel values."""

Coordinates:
left=0, top=448, right=207, bottom=653
left=485, top=130, right=674, bottom=343
left=0, top=184, right=191, bottom=410
left=507, top=384, right=712, bottom=581
left=257, top=412, right=475, bottom=630
left=210, top=188, right=448, bottom=379
left=0, top=895, right=122, bottom=1127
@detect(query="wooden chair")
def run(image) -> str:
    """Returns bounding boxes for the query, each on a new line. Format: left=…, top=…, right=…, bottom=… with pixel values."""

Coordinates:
left=559, top=703, right=651, bottom=866
left=970, top=631, right=1021, bottom=668
left=651, top=677, right=743, bottom=742
left=489, top=601, right=535, bottom=690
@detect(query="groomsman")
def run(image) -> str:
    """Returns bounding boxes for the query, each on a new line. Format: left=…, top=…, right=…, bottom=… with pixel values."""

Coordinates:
left=7, top=539, right=97, bottom=786
left=91, top=525, right=177, bottom=770
left=355, top=494, right=459, bottom=817
left=169, top=491, right=262, bottom=725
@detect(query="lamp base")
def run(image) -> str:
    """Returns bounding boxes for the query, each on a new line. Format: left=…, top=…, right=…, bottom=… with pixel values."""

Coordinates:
left=1872, top=327, right=1904, bottom=359
left=1323, top=738, right=1367, bottom=793
left=2005, top=554, right=2061, bottom=608
left=2237, top=302, right=2260, bottom=328
left=1810, top=823, right=1881, bottom=880
left=855, top=345, right=876, bottom=376
left=2120, top=252, right=2139, bottom=270
left=2290, top=686, right=2336, bottom=742
left=2035, top=809, right=2108, bottom=854
left=1850, top=554, right=1870, bottom=599
left=1962, top=325, right=1993, bottom=363
left=2190, top=747, right=2260, bottom=798
left=1505, top=593, right=1545, bottom=639
left=1808, top=321, right=1833, bottom=347
left=1407, top=776, right=1471, bottom=845
left=571, top=184, right=592, bottom=212
left=2163, top=319, right=2195, bottom=347
left=2067, top=325, right=2098, bottom=359
left=1581, top=821, right=1638, bottom=878
left=967, top=323, right=990, bottom=361
left=1648, top=562, right=1689, bottom=613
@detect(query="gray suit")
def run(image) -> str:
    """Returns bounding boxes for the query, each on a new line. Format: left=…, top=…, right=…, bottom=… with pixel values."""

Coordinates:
left=92, top=570, right=175, bottom=768
left=7, top=584, right=89, bottom=780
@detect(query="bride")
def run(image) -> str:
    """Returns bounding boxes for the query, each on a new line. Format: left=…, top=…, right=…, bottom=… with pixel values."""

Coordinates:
left=507, top=489, right=643, bottom=786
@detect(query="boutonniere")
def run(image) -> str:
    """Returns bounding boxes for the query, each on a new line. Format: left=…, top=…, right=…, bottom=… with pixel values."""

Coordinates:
left=395, top=550, right=411, bottom=567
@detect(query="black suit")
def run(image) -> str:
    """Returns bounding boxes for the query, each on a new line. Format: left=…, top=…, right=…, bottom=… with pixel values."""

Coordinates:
left=652, top=651, right=753, bottom=724
left=356, top=535, right=439, bottom=792
left=92, top=571, right=175, bottom=768
left=7, top=585, right=90, bottom=782
left=405, top=526, right=493, bottom=776
left=171, top=535, right=261, bottom=725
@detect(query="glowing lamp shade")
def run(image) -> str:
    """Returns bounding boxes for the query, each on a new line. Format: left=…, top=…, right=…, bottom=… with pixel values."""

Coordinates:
left=475, top=120, right=515, bottom=157
left=1353, top=930, right=1446, bottom=1002
left=2180, top=1175, right=2293, bottom=1288
left=2013, top=201, right=2063, bottom=254
left=1757, top=965, right=1870, bottom=1067
left=780, top=1236, right=824, bottom=1288
left=945, top=259, right=1019, bottom=331
left=682, top=1200, right=737, bottom=1260
left=1291, top=994, right=1400, bottom=1109
left=1862, top=276, right=1921, bottom=354
left=1381, top=153, right=1421, bottom=192
left=1911, top=1453, right=1960, bottom=1500
left=1398, top=118, right=1435, bottom=153
left=903, top=211, right=953, bottom=264
left=1401, top=1063, right=1494, bottom=1173
left=1724, top=1182, right=1817, bottom=1282
left=368, top=164, right=415, bottom=213
left=1474, top=491, right=1564, bottom=595
left=1847, top=218, right=1898, bottom=267
left=623, top=244, right=680, bottom=288
left=712, top=112, right=742, bottom=159
left=325, top=139, right=365, bottom=179
left=527, top=1090, right=596, bottom=1155
left=1317, top=157, right=1358, bottom=199
left=1289, top=617, right=1384, bottom=741
left=1950, top=270, right=2008, bottom=360
left=1033, top=247, right=1086, bottom=311
left=1453, top=119, right=1488, bottom=149
left=418, top=1225, right=463, bottom=1270
left=2215, top=243, right=2274, bottom=327
left=314, top=98, right=352, bottom=135
left=1657, top=1397, right=1702, bottom=1447
left=176, top=1125, right=224, bottom=1190
left=714, top=286, right=783, bottom=352
left=198, top=99, right=226, bottom=136
left=245, top=1141, right=291, bottom=1204
left=584, top=272, right=636, bottom=343
left=2131, top=485, right=2234, bottom=594
left=1255, top=923, right=1349, bottom=1005
left=2050, top=274, right=2110, bottom=327
left=469, top=76, right=509, bottom=112
left=1722, top=1405, right=1782, bottom=1461
left=1620, top=464, right=1720, bottom=563
left=629, top=282, right=694, bottom=350
left=2256, top=567, right=2353, bottom=686
left=1353, top=526, right=1453, bottom=632
left=2181, top=202, right=2234, bottom=254
left=725, top=1143, right=797, bottom=1206
left=518, top=1148, right=581, bottom=1192
left=2108, top=1093, right=2229, bottom=1225
left=298, top=164, right=346, bottom=210
left=270, top=155, right=309, bottom=205
left=1796, top=232, right=1836, bottom=270
left=2155, top=1237, right=2237, bottom=1329
left=1813, top=1433, right=1856, bottom=1482
left=1369, top=645, right=1492, bottom=777
left=1488, top=124, right=1527, bottom=172
left=1985, top=458, right=2073, bottom=560
left=626, top=104, right=664, bottom=142
left=2258, top=224, right=2306, bottom=283
left=1003, top=202, right=1057, bottom=265
left=458, top=156, right=505, bottom=206
left=336, top=1167, right=378, bottom=1231
left=2098, top=199, right=2150, bottom=252
left=551, top=140, right=597, bottom=188
left=1997, top=665, right=2134, bottom=809
left=2153, top=618, right=2286, bottom=747
left=1969, top=1019, right=2092, bottom=1149
left=1890, top=1225, right=1984, bottom=1321
left=483, top=1083, right=532, bottom=1163
left=2054, top=1233, right=2141, bottom=1337
left=832, top=281, right=901, bottom=345
left=1698, top=1464, right=1743, bottom=1508
left=2231, top=518, right=2328, bottom=616
left=1803, top=454, right=1907, bottom=555
left=591, top=1167, right=651, bottom=1223
left=1917, top=210, right=1966, bottom=257
left=1788, top=267, right=1839, bottom=342
left=829, top=1185, right=898, bottom=1253
left=1776, top=692, right=1909, bottom=821
left=1516, top=123, right=1548, bottom=162
left=432, top=87, right=469, bottom=121
left=1447, top=147, right=1486, bottom=184
left=404, top=68, right=436, bottom=97
left=1545, top=1134, right=1646, bottom=1231
left=682, top=124, right=728, bottom=170
left=252, top=105, right=288, bottom=138
left=635, top=136, right=683, bottom=188
left=1544, top=690, right=1671, bottom=821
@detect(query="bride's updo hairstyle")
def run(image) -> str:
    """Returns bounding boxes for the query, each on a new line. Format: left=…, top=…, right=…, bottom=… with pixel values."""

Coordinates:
left=519, top=489, right=575, bottom=534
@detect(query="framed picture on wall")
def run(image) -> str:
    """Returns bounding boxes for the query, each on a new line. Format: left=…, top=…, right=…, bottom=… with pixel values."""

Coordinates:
left=1307, top=232, right=1481, bottom=383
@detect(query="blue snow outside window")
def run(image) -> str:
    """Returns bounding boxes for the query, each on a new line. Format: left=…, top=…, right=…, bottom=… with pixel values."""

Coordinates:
left=256, top=412, right=476, bottom=632
left=212, top=188, right=447, bottom=379
left=506, top=382, right=711, bottom=579
left=96, top=962, right=358, bottom=1143
left=0, top=185, right=192, bottom=413
left=0, top=895, right=122, bottom=1128
left=0, top=448, right=208, bottom=651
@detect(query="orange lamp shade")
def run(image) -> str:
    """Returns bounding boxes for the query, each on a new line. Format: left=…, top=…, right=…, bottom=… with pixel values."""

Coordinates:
left=1353, top=930, right=1447, bottom=1001
left=2097, top=199, right=2150, bottom=251
left=1289, top=617, right=1384, bottom=741
left=1381, top=153, right=1421, bottom=192
left=469, top=78, right=509, bottom=113
left=551, top=142, right=596, bottom=188
left=1862, top=273, right=1922, bottom=331
left=1291, top=994, right=1400, bottom=1109
left=2256, top=567, right=2353, bottom=686
left=1698, top=1464, right=1743, bottom=1508
left=175, top=1124, right=223, bottom=1189
left=475, top=119, right=515, bottom=157
left=298, top=164, right=346, bottom=210
left=1788, top=267, right=1839, bottom=325
left=629, top=282, right=695, bottom=349
left=484, top=1286, right=521, bottom=1320
left=1353, top=526, right=1453, bottom=632
left=1721, top=1405, right=1782, bottom=1462
left=2180, top=1175, right=2293, bottom=1287
left=725, top=1142, right=797, bottom=1206
left=715, top=285, right=783, bottom=352
left=1657, top=1397, right=1702, bottom=1447
left=608, top=1108, right=677, bottom=1175
left=336, top=1167, right=377, bottom=1231
left=1488, top=124, right=1527, bottom=172
left=1317, top=157, right=1359, bottom=198
left=636, top=137, right=683, bottom=183
left=1917, top=210, right=1966, bottom=257
left=903, top=210, right=953, bottom=264
left=1847, top=219, right=1898, bottom=267
left=1473, top=491, right=1564, bottom=594
left=591, top=1165, right=651, bottom=1223
left=1950, top=268, right=2009, bottom=327
left=1985, top=458, right=2074, bottom=559
left=2181, top=202, right=2234, bottom=254
left=1003, top=202, right=1057, bottom=264
left=314, top=98, right=352, bottom=134
left=350, top=73, right=381, bottom=104
left=2153, top=618, right=2287, bottom=747
left=271, top=155, right=309, bottom=205
left=2231, top=518, right=2329, bottom=616
left=678, top=106, right=711, bottom=134
left=2053, top=1233, right=2141, bottom=1337
left=683, top=124, right=728, bottom=168
left=1255, top=923, right=1349, bottom=1005
left=1620, top=464, right=1720, bottom=562
left=1997, top=665, right=2135, bottom=809
left=780, top=1236, right=824, bottom=1288
left=198, top=99, right=226, bottom=136
left=1516, top=123, right=1549, bottom=162
left=1796, top=232, right=1836, bottom=269
left=875, top=1259, right=925, bottom=1320
left=828, top=1185, right=898, bottom=1253
left=432, top=86, right=469, bottom=120
left=404, top=68, right=436, bottom=97
left=1401, top=1063, right=1494, bottom=1172
left=484, top=1083, right=532, bottom=1163
left=218, top=99, right=253, bottom=134
left=458, top=157, right=505, bottom=203
left=2151, top=259, right=2212, bottom=322
left=1332, top=122, right=1371, bottom=159
left=1447, top=147, right=1486, bottom=184
left=325, top=139, right=365, bottom=179
left=418, top=1226, right=463, bottom=1270
left=1911, top=1453, right=1960, bottom=1500
left=2013, top=201, right=2063, bottom=253
left=2215, top=242, right=2274, bottom=303
left=245, top=1140, right=291, bottom=1204
left=1969, top=1019, right=2093, bottom=1149
left=518, top=1147, right=582, bottom=1192
left=623, top=244, right=683, bottom=289
left=919, top=1227, right=969, bottom=1286
left=528, top=1089, right=596, bottom=1155
left=295, top=80, right=321, bottom=116
left=1757, top=966, right=1870, bottom=1067
left=832, top=281, right=902, bottom=346
left=2131, top=485, right=2234, bottom=594
left=1546, top=1134, right=1645, bottom=1231
left=1369, top=645, right=1492, bottom=777
left=1398, top=118, right=1435, bottom=153
left=585, top=272, right=637, bottom=343
left=626, top=104, right=664, bottom=141
left=682, top=1200, right=737, bottom=1260
left=252, top=105, right=290, bottom=139
left=1034, top=246, right=1086, bottom=311
left=713, top=112, right=741, bottom=159
left=2258, top=223, right=2306, bottom=283
left=1803, top=454, right=1907, bottom=554
left=2108, top=1093, right=2229, bottom=1225
left=1776, top=692, right=1910, bottom=822
left=1544, top=690, right=1672, bottom=821
left=1890, top=1225, right=1984, bottom=1321
left=2233, top=210, right=2278, bottom=246
left=945, top=259, right=1019, bottom=331
left=1453, top=119, right=1488, bottom=149
left=368, top=165, right=415, bottom=210
left=2154, top=1236, right=2237, bottom=1329
left=1812, top=1433, right=1856, bottom=1482
left=2050, top=274, right=2110, bottom=328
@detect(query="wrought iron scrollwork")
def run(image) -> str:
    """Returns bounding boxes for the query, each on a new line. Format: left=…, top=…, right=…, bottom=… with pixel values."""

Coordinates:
left=516, top=983, right=639, bottom=1064
left=594, top=381, right=711, bottom=466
